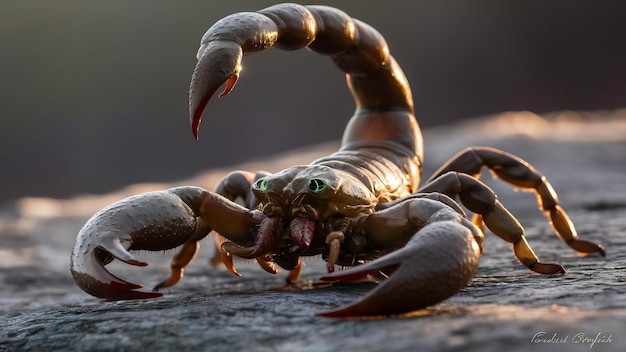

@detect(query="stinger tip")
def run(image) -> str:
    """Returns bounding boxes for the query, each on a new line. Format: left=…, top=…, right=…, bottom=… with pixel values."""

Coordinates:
left=191, top=116, right=201, bottom=140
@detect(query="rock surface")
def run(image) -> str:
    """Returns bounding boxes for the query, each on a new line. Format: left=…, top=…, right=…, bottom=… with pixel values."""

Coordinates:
left=1, top=111, right=625, bottom=352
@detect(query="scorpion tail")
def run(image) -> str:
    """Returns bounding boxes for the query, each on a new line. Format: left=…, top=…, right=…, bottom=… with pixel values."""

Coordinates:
left=189, top=3, right=420, bottom=159
left=189, top=41, right=243, bottom=140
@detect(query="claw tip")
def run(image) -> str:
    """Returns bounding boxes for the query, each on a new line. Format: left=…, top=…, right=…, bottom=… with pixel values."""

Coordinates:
left=123, top=259, right=149, bottom=267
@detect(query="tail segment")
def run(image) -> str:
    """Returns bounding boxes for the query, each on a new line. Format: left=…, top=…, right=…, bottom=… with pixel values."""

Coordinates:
left=189, top=3, right=419, bottom=150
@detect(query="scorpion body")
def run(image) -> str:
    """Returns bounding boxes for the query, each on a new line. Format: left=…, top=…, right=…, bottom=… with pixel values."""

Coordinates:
left=71, top=3, right=604, bottom=317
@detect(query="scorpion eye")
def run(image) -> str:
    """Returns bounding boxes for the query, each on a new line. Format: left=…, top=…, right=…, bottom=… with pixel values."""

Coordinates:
left=254, top=179, right=268, bottom=192
left=308, top=179, right=328, bottom=193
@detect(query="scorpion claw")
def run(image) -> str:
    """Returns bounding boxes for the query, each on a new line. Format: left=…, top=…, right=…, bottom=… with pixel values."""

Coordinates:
left=70, top=188, right=205, bottom=300
left=70, top=241, right=163, bottom=300
left=99, top=237, right=148, bottom=267
left=317, top=222, right=480, bottom=318
left=70, top=235, right=157, bottom=300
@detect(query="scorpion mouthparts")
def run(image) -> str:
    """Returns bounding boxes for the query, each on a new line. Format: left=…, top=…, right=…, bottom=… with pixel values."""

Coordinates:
left=287, top=245, right=302, bottom=254
left=221, top=241, right=260, bottom=259
left=289, top=217, right=315, bottom=254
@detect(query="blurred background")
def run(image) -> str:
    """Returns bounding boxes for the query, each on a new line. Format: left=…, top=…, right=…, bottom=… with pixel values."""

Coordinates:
left=1, top=0, right=625, bottom=204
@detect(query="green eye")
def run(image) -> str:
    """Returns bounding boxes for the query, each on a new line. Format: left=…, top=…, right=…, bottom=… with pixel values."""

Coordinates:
left=254, top=179, right=268, bottom=192
left=308, top=179, right=327, bottom=193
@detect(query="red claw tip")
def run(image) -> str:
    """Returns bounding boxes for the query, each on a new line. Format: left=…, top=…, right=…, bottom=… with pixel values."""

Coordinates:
left=110, top=281, right=144, bottom=290
left=106, top=290, right=164, bottom=301
left=123, top=259, right=149, bottom=267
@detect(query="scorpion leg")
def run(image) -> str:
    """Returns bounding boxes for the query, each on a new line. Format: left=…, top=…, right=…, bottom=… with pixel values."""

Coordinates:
left=420, top=172, right=577, bottom=274
left=214, top=170, right=270, bottom=210
left=425, top=146, right=605, bottom=256
left=153, top=240, right=201, bottom=291
left=319, top=198, right=482, bottom=317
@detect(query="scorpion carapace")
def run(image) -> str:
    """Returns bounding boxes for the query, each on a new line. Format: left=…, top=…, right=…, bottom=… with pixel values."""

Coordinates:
left=70, top=3, right=605, bottom=318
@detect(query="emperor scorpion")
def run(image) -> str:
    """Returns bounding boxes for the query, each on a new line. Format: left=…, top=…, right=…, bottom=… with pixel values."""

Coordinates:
left=70, top=3, right=605, bottom=317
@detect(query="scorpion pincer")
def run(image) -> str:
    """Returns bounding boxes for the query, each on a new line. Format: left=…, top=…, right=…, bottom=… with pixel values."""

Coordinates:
left=70, top=3, right=605, bottom=317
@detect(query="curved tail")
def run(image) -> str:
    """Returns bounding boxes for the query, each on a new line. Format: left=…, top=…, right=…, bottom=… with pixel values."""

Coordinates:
left=188, top=3, right=421, bottom=161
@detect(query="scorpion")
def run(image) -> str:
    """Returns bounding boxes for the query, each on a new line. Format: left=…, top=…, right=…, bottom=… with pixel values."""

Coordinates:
left=70, top=3, right=605, bottom=318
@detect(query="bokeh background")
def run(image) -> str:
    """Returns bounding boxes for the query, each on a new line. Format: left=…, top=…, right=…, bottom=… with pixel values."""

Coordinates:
left=1, top=0, right=625, bottom=204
